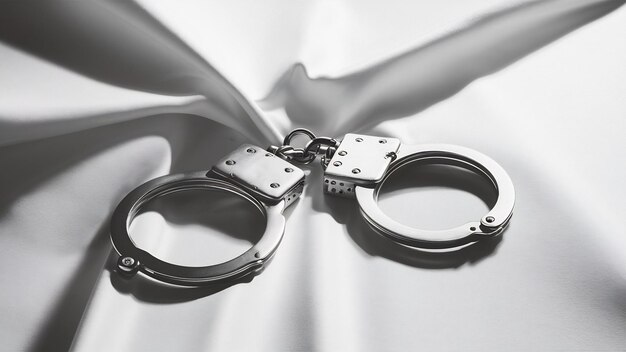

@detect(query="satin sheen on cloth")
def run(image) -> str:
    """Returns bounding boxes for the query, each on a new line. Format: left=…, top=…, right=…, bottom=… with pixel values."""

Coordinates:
left=0, top=1, right=625, bottom=351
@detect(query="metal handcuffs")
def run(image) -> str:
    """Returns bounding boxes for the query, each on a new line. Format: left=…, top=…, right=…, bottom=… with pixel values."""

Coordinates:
left=110, top=129, right=515, bottom=286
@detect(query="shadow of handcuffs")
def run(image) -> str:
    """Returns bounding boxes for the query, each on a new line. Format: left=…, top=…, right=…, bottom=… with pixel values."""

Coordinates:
left=110, top=129, right=515, bottom=294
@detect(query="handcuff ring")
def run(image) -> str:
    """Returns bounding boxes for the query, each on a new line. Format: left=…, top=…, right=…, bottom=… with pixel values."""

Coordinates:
left=276, top=131, right=514, bottom=249
left=353, top=143, right=515, bottom=249
left=110, top=145, right=305, bottom=287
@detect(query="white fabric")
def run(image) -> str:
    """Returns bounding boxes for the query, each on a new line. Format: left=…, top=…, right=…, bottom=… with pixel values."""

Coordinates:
left=1, top=1, right=625, bottom=351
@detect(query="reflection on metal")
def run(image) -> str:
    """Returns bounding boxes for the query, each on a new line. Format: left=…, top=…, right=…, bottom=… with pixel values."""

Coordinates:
left=324, top=133, right=400, bottom=198
left=356, top=143, right=515, bottom=249
left=110, top=128, right=515, bottom=287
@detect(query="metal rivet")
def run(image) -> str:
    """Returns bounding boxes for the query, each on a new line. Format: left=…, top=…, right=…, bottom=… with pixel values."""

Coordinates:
left=118, top=256, right=137, bottom=273
left=338, top=151, right=347, bottom=156
left=265, top=153, right=273, bottom=157
left=225, top=160, right=236, bottom=165
left=340, top=182, right=344, bottom=186
left=379, top=139, right=387, bottom=144
left=270, top=183, right=280, bottom=188
left=352, top=168, right=361, bottom=174
left=324, top=179, right=329, bottom=183
left=120, top=257, right=135, bottom=267
left=285, top=167, right=293, bottom=173
left=470, top=226, right=476, bottom=231
left=331, top=188, right=337, bottom=193
left=254, top=252, right=260, bottom=258
left=331, top=181, right=336, bottom=185
left=355, top=137, right=363, bottom=142
left=385, top=152, right=397, bottom=160
left=247, top=148, right=256, bottom=153
left=486, top=216, right=495, bottom=223
left=333, top=161, right=342, bottom=167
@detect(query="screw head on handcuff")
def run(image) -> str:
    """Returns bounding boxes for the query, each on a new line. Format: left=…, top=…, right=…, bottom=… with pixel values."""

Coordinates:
left=110, top=128, right=515, bottom=286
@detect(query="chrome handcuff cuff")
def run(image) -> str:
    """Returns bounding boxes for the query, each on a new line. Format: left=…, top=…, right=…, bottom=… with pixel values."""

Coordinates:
left=110, top=129, right=515, bottom=286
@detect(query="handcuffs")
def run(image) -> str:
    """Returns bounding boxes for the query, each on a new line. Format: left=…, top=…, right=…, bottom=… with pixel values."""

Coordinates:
left=110, top=129, right=515, bottom=286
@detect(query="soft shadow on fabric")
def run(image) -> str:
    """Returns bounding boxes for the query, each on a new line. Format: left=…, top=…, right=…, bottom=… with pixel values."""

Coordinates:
left=129, top=188, right=266, bottom=267
left=0, top=1, right=273, bottom=143
left=27, top=224, right=111, bottom=352
left=0, top=113, right=248, bottom=219
left=0, top=113, right=249, bottom=352
left=260, top=0, right=625, bottom=136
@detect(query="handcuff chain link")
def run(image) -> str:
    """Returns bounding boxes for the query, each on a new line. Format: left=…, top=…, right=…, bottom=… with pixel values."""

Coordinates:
left=267, top=128, right=340, bottom=166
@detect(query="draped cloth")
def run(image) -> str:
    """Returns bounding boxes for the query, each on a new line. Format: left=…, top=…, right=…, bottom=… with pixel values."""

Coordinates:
left=1, top=1, right=625, bottom=351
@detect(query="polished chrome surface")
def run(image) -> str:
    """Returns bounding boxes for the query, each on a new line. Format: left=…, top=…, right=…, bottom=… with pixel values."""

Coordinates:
left=110, top=167, right=299, bottom=287
left=324, top=133, right=400, bottom=197
left=267, top=128, right=340, bottom=165
left=356, top=143, right=515, bottom=249
left=213, top=144, right=305, bottom=206
left=326, top=133, right=400, bottom=183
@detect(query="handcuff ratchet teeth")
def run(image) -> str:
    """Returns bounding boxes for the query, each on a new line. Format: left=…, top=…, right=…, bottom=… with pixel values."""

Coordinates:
left=110, top=128, right=514, bottom=286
